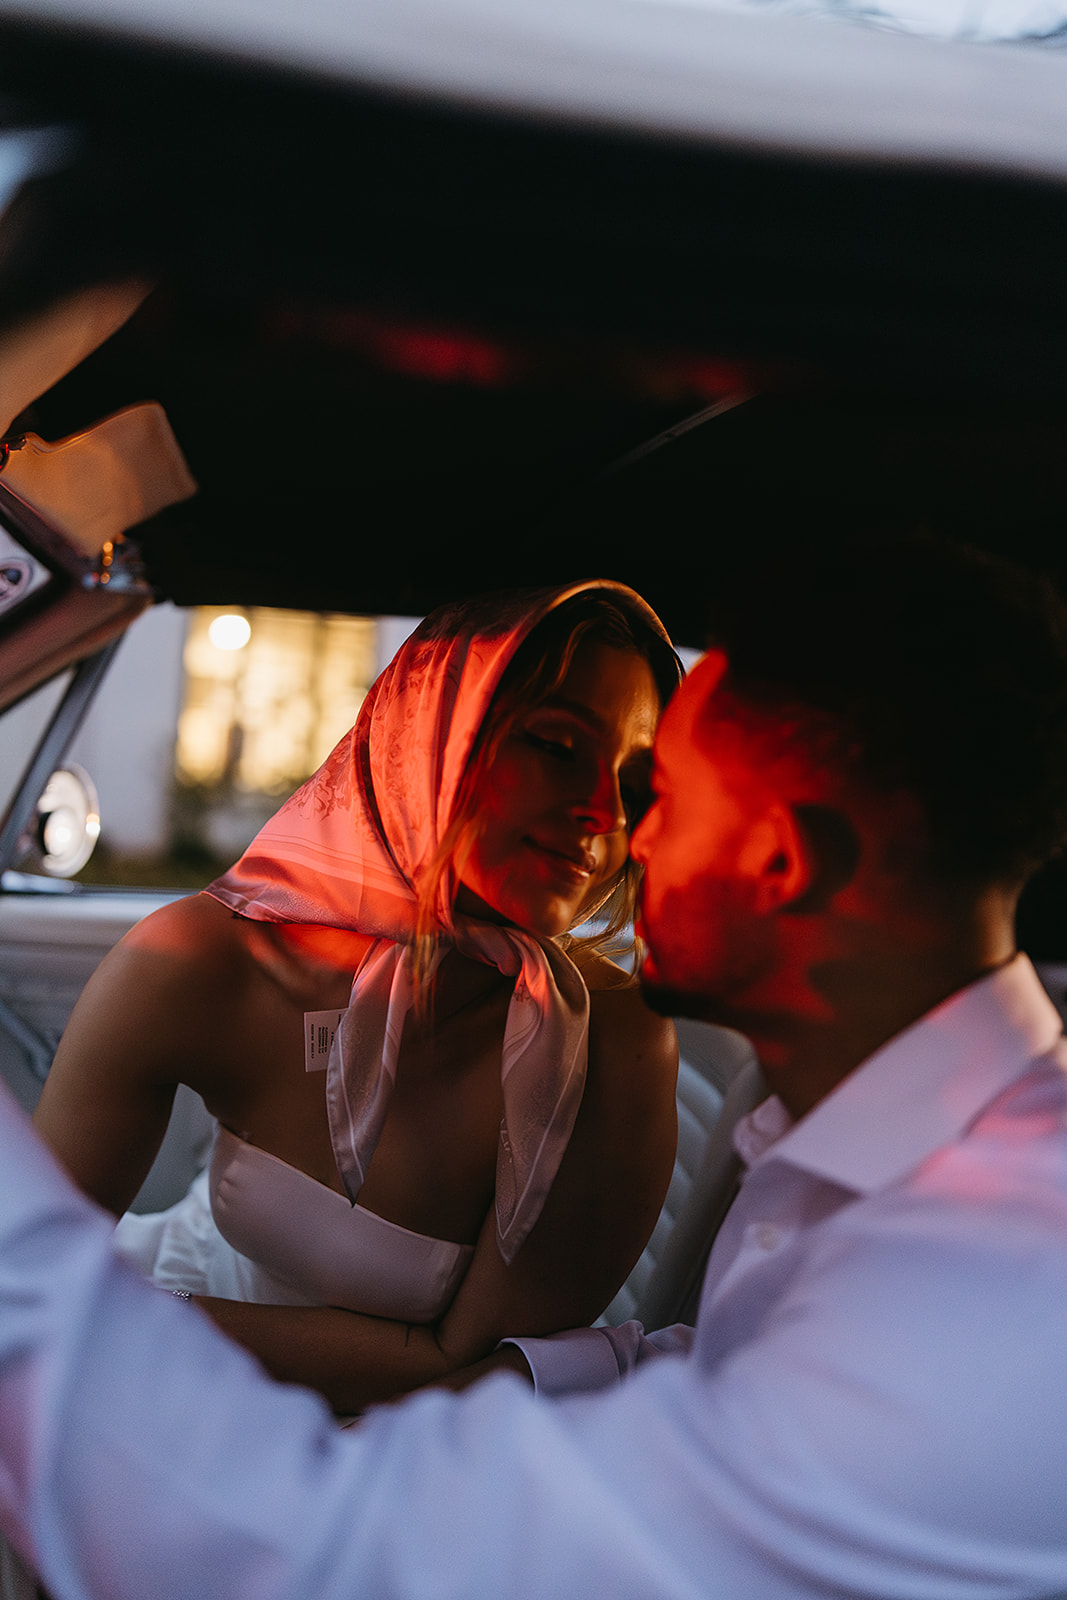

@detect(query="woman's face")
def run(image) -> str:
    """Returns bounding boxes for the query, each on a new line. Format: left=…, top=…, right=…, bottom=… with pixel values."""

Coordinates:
left=456, top=639, right=661, bottom=938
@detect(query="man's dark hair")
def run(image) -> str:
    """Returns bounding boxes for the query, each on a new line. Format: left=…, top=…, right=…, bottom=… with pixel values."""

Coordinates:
left=705, top=531, right=1067, bottom=889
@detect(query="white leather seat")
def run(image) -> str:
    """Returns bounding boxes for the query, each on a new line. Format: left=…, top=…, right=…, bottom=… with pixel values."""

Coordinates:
left=599, top=1019, right=766, bottom=1329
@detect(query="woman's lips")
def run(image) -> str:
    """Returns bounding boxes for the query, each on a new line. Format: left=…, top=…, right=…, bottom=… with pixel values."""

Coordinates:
left=526, top=837, right=597, bottom=882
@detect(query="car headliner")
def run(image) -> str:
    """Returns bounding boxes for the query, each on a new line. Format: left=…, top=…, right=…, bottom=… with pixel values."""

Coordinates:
left=4, top=0, right=1067, bottom=180
left=0, top=0, right=1064, bottom=642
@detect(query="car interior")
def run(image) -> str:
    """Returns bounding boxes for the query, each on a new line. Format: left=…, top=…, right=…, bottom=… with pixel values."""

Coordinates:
left=0, top=0, right=1066, bottom=1329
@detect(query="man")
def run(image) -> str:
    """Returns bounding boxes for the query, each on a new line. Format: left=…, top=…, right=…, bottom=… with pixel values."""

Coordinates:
left=2, top=532, right=1067, bottom=1598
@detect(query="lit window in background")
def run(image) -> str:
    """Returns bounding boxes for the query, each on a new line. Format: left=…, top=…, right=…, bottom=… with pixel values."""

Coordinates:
left=207, top=612, right=252, bottom=652
left=177, top=607, right=377, bottom=794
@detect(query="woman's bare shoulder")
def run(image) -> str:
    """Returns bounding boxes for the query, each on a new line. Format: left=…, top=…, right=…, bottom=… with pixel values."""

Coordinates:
left=572, top=944, right=672, bottom=1024
left=575, top=947, right=678, bottom=1086
left=568, top=942, right=635, bottom=993
left=51, top=895, right=255, bottom=1072
left=112, top=891, right=258, bottom=997
left=121, top=893, right=373, bottom=1011
left=123, top=890, right=245, bottom=955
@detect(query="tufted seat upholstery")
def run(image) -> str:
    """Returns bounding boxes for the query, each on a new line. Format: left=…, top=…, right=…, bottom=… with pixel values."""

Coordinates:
left=599, top=1018, right=766, bottom=1329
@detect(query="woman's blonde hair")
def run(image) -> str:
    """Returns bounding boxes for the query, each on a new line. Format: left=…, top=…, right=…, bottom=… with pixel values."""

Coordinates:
left=411, top=592, right=682, bottom=991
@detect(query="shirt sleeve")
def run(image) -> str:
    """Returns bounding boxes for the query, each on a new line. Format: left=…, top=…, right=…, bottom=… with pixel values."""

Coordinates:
left=0, top=1088, right=750, bottom=1600
left=502, top=1321, right=695, bottom=1395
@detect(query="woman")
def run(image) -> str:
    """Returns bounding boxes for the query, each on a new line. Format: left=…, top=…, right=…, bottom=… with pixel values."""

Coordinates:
left=33, top=579, right=681, bottom=1416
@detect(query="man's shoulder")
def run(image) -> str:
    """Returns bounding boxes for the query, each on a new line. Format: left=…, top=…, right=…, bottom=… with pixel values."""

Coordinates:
left=921, top=1047, right=1067, bottom=1209
left=832, top=1052, right=1067, bottom=1271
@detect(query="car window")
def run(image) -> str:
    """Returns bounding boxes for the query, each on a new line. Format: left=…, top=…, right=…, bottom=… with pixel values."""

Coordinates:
left=0, top=606, right=420, bottom=891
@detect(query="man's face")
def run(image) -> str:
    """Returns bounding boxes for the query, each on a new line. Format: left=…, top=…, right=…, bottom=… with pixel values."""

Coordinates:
left=631, top=653, right=782, bottom=1028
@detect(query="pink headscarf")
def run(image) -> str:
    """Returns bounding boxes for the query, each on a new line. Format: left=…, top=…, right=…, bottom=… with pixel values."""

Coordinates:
left=207, top=580, right=674, bottom=1263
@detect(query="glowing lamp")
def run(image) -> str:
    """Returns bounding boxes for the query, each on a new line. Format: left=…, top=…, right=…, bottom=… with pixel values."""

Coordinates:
left=208, top=613, right=252, bottom=651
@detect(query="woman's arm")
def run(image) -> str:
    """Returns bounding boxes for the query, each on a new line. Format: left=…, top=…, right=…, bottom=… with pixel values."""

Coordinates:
left=188, top=1297, right=457, bottom=1411
left=193, top=978, right=678, bottom=1416
left=32, top=902, right=220, bottom=1215
left=34, top=894, right=370, bottom=1216
left=433, top=976, right=678, bottom=1364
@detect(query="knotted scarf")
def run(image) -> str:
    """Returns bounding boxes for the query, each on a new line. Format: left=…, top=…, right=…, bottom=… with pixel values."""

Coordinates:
left=207, top=580, right=672, bottom=1262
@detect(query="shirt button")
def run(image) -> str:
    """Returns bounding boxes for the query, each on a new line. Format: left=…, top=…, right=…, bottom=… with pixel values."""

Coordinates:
left=751, top=1223, right=781, bottom=1252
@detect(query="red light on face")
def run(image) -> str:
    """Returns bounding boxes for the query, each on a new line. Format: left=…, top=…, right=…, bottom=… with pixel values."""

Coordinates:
left=633, top=653, right=777, bottom=1011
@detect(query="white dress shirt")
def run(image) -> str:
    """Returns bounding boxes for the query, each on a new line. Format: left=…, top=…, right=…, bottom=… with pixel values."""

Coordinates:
left=1, top=955, right=1067, bottom=1599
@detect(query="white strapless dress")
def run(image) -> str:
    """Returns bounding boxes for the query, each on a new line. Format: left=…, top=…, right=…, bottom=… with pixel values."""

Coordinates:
left=113, top=1124, right=474, bottom=1322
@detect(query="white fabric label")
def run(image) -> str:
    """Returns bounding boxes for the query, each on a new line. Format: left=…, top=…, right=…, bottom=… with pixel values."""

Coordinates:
left=304, top=1008, right=347, bottom=1072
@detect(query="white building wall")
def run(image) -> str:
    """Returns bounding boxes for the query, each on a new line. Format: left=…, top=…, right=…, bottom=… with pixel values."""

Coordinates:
left=374, top=615, right=421, bottom=679
left=62, top=602, right=189, bottom=855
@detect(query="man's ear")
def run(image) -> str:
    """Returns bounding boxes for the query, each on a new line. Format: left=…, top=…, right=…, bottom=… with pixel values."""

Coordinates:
left=789, top=803, right=862, bottom=913
left=737, top=804, right=813, bottom=915
left=737, top=802, right=862, bottom=915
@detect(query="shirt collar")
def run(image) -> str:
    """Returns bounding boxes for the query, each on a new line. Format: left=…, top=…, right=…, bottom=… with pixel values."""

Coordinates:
left=734, top=954, right=1064, bottom=1193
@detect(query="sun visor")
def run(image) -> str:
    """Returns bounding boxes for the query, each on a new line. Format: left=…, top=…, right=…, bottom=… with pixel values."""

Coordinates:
left=0, top=282, right=197, bottom=710
left=0, top=403, right=197, bottom=557
left=0, top=278, right=196, bottom=553
left=0, top=279, right=152, bottom=438
left=0, top=405, right=197, bottom=709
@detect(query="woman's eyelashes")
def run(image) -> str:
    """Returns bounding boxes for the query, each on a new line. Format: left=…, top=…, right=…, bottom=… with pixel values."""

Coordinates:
left=519, top=725, right=654, bottom=828
left=521, top=727, right=575, bottom=760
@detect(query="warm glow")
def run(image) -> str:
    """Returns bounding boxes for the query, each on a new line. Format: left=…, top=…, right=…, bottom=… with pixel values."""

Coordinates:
left=208, top=613, right=252, bottom=652
left=177, top=607, right=377, bottom=792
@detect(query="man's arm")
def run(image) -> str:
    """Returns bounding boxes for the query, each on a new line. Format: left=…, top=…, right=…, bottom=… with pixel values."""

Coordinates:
left=4, top=1080, right=1067, bottom=1600
left=0, top=1082, right=770, bottom=1600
